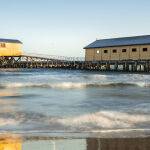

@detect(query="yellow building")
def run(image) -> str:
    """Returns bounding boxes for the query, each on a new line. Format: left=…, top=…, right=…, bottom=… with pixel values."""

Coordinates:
left=0, top=39, right=22, bottom=57
left=84, top=35, right=150, bottom=61
left=0, top=138, right=22, bottom=150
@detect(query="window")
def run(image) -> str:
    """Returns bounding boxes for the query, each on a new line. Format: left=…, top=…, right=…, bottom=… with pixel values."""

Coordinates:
left=143, top=48, right=148, bottom=52
left=104, top=50, right=108, bottom=53
left=113, top=49, right=117, bottom=53
left=122, top=49, right=126, bottom=52
left=96, top=50, right=100, bottom=54
left=132, top=48, right=137, bottom=52
left=0, top=43, right=6, bottom=48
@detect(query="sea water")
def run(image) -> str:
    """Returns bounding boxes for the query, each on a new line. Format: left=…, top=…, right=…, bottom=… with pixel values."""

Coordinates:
left=0, top=69, right=150, bottom=138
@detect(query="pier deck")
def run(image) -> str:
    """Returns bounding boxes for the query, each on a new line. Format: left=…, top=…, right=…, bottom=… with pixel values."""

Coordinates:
left=0, top=54, right=150, bottom=72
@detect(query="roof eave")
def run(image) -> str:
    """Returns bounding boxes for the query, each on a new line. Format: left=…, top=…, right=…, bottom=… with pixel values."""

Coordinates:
left=84, top=43, right=150, bottom=49
left=0, top=39, right=23, bottom=44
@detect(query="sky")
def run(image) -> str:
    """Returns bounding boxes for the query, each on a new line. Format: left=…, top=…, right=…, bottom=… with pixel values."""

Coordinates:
left=0, top=0, right=150, bottom=57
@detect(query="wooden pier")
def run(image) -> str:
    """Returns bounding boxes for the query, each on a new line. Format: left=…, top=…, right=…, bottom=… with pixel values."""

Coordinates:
left=0, top=54, right=150, bottom=72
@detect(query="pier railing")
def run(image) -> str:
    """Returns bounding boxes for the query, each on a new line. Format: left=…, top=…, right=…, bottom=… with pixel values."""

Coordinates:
left=22, top=53, right=85, bottom=62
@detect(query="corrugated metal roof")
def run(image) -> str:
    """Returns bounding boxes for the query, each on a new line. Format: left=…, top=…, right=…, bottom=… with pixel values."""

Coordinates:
left=84, top=35, right=150, bottom=49
left=0, top=38, right=22, bottom=44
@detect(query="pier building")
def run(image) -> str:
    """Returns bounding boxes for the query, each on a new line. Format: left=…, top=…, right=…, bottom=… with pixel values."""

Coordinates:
left=0, top=39, right=22, bottom=56
left=84, top=35, right=150, bottom=61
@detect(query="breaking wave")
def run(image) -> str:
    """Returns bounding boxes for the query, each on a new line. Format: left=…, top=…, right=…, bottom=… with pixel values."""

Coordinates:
left=1, top=110, right=149, bottom=131
left=58, top=111, right=150, bottom=130
left=0, top=82, right=150, bottom=89
left=0, top=109, right=150, bottom=135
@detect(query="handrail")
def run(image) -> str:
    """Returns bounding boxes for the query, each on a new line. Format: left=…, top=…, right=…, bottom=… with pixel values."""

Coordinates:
left=22, top=53, right=85, bottom=62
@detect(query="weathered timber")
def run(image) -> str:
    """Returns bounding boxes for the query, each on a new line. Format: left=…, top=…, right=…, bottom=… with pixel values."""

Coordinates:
left=0, top=56, right=150, bottom=72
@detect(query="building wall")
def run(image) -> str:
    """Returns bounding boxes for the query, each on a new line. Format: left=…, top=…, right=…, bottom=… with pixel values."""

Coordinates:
left=129, top=46, right=140, bottom=60
left=85, top=49, right=95, bottom=61
left=140, top=45, right=150, bottom=60
left=119, top=46, right=130, bottom=60
left=85, top=45, right=150, bottom=61
left=0, top=43, right=22, bottom=56
left=94, top=48, right=102, bottom=61
left=110, top=47, right=120, bottom=60
left=101, top=48, right=111, bottom=60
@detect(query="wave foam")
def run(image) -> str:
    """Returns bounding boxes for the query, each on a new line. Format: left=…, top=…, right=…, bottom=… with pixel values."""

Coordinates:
left=0, top=82, right=150, bottom=89
left=0, top=110, right=149, bottom=131
left=58, top=111, right=150, bottom=130
left=0, top=118, right=18, bottom=126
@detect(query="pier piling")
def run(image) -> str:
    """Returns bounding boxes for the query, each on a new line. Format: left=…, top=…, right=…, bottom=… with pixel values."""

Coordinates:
left=0, top=56, right=150, bottom=72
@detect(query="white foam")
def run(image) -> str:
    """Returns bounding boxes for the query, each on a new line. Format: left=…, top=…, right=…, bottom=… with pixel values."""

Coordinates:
left=1, top=81, right=150, bottom=90
left=58, top=111, right=150, bottom=129
left=5, top=83, right=26, bottom=88
left=0, top=118, right=18, bottom=126
left=135, top=82, right=146, bottom=87
left=50, top=82, right=86, bottom=89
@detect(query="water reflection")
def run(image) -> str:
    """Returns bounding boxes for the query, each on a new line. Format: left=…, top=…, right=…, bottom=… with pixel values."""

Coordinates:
left=87, top=138, right=150, bottom=150
left=0, top=135, right=150, bottom=150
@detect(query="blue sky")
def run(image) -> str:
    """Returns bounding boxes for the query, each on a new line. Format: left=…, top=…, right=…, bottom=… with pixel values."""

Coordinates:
left=0, top=0, right=150, bottom=56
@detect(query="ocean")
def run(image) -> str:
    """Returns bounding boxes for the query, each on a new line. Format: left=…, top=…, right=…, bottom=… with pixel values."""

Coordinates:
left=0, top=69, right=150, bottom=138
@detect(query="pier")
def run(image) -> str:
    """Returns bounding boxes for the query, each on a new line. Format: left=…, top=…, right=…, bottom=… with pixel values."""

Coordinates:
left=0, top=36, right=150, bottom=72
left=0, top=54, right=150, bottom=72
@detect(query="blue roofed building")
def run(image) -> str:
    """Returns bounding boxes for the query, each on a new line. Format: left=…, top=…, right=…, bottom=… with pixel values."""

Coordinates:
left=84, top=35, right=150, bottom=61
left=0, top=38, right=23, bottom=56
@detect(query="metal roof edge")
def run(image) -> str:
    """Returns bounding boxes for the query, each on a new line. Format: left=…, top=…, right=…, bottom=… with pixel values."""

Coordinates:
left=84, top=43, right=150, bottom=49
left=0, top=38, right=23, bottom=44
left=95, top=35, right=150, bottom=41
